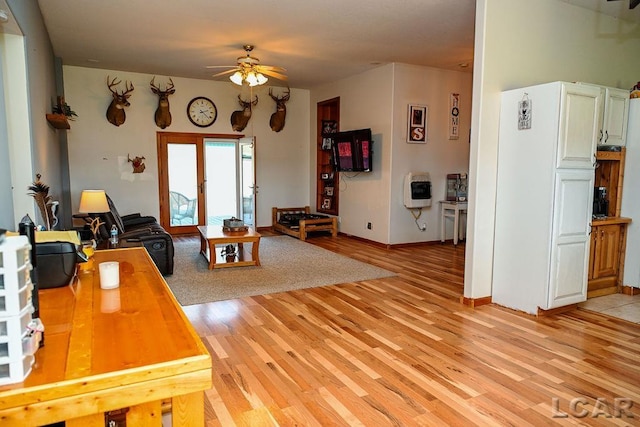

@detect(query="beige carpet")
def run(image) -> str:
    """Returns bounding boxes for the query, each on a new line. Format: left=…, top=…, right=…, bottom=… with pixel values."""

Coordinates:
left=165, top=236, right=396, bottom=306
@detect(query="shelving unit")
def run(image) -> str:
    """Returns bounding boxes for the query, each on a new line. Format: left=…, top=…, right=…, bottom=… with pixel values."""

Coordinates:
left=45, top=114, right=70, bottom=130
left=588, top=148, right=631, bottom=298
left=316, top=98, right=340, bottom=215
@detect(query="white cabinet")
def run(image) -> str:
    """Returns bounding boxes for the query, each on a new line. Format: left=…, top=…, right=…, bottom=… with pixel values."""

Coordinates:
left=578, top=83, right=630, bottom=146
left=492, top=81, right=599, bottom=315
left=600, top=87, right=630, bottom=147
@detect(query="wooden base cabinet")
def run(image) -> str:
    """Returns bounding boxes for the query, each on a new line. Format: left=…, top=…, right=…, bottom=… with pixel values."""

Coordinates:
left=588, top=218, right=631, bottom=298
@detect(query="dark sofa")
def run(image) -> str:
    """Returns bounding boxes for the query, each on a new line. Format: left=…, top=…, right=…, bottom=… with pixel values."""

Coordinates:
left=93, top=195, right=174, bottom=275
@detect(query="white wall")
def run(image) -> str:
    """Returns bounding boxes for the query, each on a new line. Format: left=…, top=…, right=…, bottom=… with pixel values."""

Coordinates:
left=1, top=0, right=60, bottom=230
left=390, top=64, right=472, bottom=245
left=311, top=63, right=472, bottom=245
left=467, top=0, right=640, bottom=300
left=63, top=66, right=310, bottom=227
left=311, top=65, right=394, bottom=243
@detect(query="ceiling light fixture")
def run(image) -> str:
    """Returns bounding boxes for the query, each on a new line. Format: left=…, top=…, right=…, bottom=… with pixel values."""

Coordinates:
left=229, top=67, right=268, bottom=87
left=209, top=45, right=285, bottom=86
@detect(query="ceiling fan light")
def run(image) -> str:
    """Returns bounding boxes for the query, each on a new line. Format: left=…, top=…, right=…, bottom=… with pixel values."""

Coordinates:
left=246, top=71, right=259, bottom=86
left=230, top=71, right=244, bottom=85
left=256, top=73, right=268, bottom=85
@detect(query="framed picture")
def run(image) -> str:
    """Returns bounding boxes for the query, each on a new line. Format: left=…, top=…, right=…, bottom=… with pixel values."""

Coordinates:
left=321, top=172, right=329, bottom=180
left=321, top=137, right=332, bottom=150
left=322, top=120, right=338, bottom=135
left=321, top=197, right=332, bottom=210
left=325, top=186, right=334, bottom=196
left=407, top=104, right=428, bottom=143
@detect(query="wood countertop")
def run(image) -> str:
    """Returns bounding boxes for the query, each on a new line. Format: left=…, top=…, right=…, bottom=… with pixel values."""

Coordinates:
left=0, top=247, right=211, bottom=426
left=591, top=216, right=632, bottom=226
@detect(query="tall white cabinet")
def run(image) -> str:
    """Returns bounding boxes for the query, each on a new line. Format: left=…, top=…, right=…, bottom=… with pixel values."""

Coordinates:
left=493, top=82, right=601, bottom=315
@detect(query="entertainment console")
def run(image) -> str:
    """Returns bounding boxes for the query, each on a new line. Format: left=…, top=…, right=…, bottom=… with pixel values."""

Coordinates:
left=272, top=206, right=338, bottom=241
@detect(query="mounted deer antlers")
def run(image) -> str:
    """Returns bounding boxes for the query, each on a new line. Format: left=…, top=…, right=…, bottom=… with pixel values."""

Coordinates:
left=230, top=95, right=258, bottom=132
left=269, top=88, right=290, bottom=132
left=106, top=76, right=134, bottom=127
left=150, top=77, right=175, bottom=129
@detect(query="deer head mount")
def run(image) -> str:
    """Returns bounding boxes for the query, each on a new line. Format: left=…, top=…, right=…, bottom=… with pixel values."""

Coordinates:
left=230, top=95, right=258, bottom=132
left=269, top=88, right=290, bottom=132
left=150, top=77, right=175, bottom=129
left=106, top=76, right=134, bottom=127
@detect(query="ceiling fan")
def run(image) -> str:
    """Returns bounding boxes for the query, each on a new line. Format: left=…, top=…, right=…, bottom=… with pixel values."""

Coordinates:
left=607, top=0, right=639, bottom=9
left=207, top=45, right=288, bottom=86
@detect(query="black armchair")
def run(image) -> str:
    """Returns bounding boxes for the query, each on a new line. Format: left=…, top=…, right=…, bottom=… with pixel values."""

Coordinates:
left=93, top=195, right=174, bottom=275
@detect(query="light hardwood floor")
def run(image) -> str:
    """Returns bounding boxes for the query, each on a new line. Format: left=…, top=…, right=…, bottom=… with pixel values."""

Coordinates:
left=179, top=232, right=640, bottom=426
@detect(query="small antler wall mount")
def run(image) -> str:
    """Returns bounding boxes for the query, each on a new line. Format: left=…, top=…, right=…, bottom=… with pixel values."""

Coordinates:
left=127, top=154, right=146, bottom=173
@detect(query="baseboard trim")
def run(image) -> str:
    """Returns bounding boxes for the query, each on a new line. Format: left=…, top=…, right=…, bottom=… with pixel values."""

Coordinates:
left=621, top=285, right=640, bottom=296
left=460, top=296, right=492, bottom=308
left=537, top=303, right=578, bottom=317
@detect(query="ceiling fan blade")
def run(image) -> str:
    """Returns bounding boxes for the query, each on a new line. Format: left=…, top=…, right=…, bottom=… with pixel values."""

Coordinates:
left=211, top=69, right=238, bottom=78
left=631, top=0, right=639, bottom=9
left=260, top=69, right=288, bottom=81
left=206, top=65, right=237, bottom=69
left=258, top=65, right=287, bottom=72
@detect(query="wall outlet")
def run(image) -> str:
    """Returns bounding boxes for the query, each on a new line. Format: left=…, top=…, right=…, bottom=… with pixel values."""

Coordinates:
left=366, top=222, right=372, bottom=230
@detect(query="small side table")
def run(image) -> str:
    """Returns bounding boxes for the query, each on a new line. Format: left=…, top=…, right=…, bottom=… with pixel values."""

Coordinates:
left=439, top=200, right=468, bottom=245
left=197, top=225, right=261, bottom=269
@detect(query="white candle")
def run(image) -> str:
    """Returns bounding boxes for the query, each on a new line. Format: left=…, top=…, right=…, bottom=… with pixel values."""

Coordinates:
left=98, top=261, right=120, bottom=289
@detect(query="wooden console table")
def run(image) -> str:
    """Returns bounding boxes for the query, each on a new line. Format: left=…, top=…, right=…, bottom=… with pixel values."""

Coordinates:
left=0, top=248, right=211, bottom=426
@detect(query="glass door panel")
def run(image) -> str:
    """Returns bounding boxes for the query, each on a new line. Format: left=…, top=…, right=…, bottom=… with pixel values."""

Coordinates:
left=167, top=143, right=198, bottom=227
left=204, top=141, right=238, bottom=226
left=240, top=137, right=256, bottom=227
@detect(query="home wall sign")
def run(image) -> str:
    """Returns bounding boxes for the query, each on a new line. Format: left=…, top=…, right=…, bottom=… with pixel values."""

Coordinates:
left=449, top=93, right=460, bottom=140
left=407, top=104, right=428, bottom=143
left=518, top=93, right=532, bottom=130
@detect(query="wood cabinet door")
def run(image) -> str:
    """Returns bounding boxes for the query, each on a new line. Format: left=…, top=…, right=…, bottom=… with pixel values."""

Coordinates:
left=592, top=224, right=622, bottom=279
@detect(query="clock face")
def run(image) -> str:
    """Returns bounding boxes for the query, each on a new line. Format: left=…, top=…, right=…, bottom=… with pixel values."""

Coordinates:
left=187, top=97, right=217, bottom=127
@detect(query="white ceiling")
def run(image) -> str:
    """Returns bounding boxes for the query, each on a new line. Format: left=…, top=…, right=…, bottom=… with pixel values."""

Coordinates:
left=0, top=1, right=638, bottom=89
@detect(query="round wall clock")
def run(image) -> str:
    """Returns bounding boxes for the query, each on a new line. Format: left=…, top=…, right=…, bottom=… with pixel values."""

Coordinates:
left=187, top=96, right=217, bottom=127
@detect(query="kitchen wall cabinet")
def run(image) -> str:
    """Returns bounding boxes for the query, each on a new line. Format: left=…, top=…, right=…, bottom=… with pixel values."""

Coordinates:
left=493, top=81, right=601, bottom=315
left=588, top=218, right=630, bottom=298
left=579, top=83, right=630, bottom=147
left=599, top=87, right=630, bottom=147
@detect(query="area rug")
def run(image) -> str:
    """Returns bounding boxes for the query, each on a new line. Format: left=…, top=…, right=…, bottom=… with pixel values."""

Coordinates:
left=165, top=236, right=396, bottom=306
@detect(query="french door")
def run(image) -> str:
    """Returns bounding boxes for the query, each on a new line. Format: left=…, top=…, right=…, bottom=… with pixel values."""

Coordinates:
left=157, top=132, right=256, bottom=235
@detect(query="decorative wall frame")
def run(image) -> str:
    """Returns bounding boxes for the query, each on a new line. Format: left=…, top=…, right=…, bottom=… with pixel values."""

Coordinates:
left=407, top=104, right=428, bottom=143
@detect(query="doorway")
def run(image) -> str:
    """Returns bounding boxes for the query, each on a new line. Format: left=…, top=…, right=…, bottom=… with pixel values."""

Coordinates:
left=157, top=132, right=256, bottom=235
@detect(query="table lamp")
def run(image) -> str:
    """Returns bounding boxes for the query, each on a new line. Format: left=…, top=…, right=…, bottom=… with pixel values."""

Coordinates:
left=78, top=189, right=110, bottom=240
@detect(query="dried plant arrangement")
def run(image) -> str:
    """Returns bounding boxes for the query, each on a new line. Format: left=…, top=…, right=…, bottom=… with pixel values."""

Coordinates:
left=27, top=174, right=56, bottom=230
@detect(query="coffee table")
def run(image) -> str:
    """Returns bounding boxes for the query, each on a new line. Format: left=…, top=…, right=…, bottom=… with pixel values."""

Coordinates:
left=197, top=225, right=261, bottom=269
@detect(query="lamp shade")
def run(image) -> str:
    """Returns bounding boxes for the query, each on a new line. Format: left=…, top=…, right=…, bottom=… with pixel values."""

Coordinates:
left=230, top=71, right=244, bottom=85
left=78, top=190, right=109, bottom=213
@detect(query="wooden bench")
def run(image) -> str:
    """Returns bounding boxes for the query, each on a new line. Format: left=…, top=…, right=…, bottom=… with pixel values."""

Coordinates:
left=272, top=206, right=338, bottom=241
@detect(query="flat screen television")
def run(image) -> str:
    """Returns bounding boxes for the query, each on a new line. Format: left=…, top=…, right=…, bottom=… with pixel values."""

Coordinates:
left=331, top=128, right=373, bottom=172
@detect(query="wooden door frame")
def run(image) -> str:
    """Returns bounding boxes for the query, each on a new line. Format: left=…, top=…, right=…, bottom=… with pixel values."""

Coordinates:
left=157, top=131, right=244, bottom=235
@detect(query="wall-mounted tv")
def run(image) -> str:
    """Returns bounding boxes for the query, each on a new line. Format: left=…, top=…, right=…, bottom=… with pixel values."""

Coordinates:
left=331, top=128, right=373, bottom=172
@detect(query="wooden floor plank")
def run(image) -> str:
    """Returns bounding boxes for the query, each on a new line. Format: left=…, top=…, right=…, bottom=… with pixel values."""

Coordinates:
left=176, top=233, right=640, bottom=425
